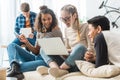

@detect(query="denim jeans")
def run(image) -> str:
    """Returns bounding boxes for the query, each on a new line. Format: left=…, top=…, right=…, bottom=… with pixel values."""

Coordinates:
left=40, top=44, right=87, bottom=71
left=12, top=37, right=36, bottom=46
left=7, top=43, right=47, bottom=72
left=40, top=48, right=64, bottom=66
left=65, top=44, right=87, bottom=67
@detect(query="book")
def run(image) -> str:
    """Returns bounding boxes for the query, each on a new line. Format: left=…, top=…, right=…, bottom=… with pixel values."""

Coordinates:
left=20, top=28, right=32, bottom=38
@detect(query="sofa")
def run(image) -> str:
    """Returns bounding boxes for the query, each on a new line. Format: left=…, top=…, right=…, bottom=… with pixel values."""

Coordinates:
left=23, top=29, right=120, bottom=80
left=23, top=70, right=120, bottom=80
left=23, top=60, right=120, bottom=80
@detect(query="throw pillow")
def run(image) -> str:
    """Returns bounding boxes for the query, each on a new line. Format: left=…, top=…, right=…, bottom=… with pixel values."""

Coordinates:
left=75, top=60, right=120, bottom=78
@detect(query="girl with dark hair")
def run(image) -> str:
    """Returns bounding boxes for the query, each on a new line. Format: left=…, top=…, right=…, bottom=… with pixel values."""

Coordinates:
left=37, top=4, right=94, bottom=77
left=7, top=5, right=63, bottom=79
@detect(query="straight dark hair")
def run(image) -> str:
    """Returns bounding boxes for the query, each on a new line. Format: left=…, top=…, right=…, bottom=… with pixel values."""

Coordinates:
left=87, top=16, right=110, bottom=30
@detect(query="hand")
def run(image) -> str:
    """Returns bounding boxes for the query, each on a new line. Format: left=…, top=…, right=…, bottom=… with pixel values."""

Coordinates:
left=84, top=51, right=95, bottom=62
left=28, top=33, right=34, bottom=39
left=19, top=34, right=28, bottom=43
left=67, top=49, right=72, bottom=53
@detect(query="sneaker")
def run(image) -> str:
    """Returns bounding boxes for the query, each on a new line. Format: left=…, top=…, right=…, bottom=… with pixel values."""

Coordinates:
left=36, top=66, right=49, bottom=75
left=48, top=68, right=69, bottom=77
left=14, top=73, right=24, bottom=80
left=7, top=67, right=11, bottom=72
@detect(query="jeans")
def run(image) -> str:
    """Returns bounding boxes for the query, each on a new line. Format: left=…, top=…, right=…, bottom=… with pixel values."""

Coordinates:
left=7, top=43, right=47, bottom=72
left=40, top=48, right=64, bottom=66
left=12, top=37, right=36, bottom=46
left=40, top=44, right=87, bottom=72
left=65, top=44, right=87, bottom=67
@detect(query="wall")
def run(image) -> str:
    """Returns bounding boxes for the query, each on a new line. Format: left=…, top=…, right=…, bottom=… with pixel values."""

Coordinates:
left=86, top=0, right=120, bottom=28
left=86, top=0, right=104, bottom=19
left=86, top=0, right=120, bottom=18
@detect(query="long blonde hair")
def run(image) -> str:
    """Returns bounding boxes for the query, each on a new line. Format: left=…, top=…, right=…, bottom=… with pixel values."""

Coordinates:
left=61, top=4, right=80, bottom=41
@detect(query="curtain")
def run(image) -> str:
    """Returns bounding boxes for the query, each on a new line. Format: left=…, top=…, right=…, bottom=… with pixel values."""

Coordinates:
left=0, top=0, right=17, bottom=45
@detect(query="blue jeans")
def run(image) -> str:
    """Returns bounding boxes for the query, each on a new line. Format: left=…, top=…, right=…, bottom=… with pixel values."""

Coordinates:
left=7, top=43, right=47, bottom=72
left=40, top=48, right=64, bottom=66
left=64, top=44, right=87, bottom=67
left=12, top=37, right=36, bottom=46
left=40, top=44, right=87, bottom=71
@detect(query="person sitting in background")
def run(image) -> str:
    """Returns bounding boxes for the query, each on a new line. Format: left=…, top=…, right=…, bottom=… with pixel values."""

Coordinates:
left=7, top=5, right=63, bottom=80
left=84, top=16, right=111, bottom=67
left=12, top=2, right=36, bottom=47
left=37, top=4, right=94, bottom=77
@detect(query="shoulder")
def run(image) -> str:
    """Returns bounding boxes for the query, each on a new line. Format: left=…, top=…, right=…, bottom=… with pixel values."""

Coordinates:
left=81, top=23, right=88, bottom=27
left=51, top=26, right=62, bottom=34
left=79, top=23, right=89, bottom=34
left=94, top=32, right=105, bottom=44
left=79, top=23, right=88, bottom=30
left=52, top=26, right=60, bottom=31
left=16, top=14, right=24, bottom=20
left=30, top=11, right=36, bottom=16
left=96, top=32, right=104, bottom=39
left=19, top=13, right=23, bottom=16
left=42, top=27, right=62, bottom=38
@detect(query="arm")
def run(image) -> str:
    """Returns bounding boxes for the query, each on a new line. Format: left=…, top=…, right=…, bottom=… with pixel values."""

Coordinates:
left=64, top=28, right=71, bottom=50
left=19, top=34, right=40, bottom=55
left=25, top=41, right=40, bottom=54
left=15, top=17, right=20, bottom=34
left=94, top=33, right=108, bottom=67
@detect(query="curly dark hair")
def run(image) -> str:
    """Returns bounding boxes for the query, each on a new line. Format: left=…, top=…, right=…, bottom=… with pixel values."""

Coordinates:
left=34, top=5, right=58, bottom=33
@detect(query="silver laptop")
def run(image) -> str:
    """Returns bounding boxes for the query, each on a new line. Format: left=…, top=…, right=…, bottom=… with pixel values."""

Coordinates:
left=37, top=37, right=69, bottom=55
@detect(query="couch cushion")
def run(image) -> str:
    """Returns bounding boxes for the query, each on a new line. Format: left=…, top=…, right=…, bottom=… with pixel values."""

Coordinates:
left=23, top=71, right=42, bottom=80
left=23, top=71, right=120, bottom=80
left=75, top=60, right=120, bottom=78
left=62, top=73, right=120, bottom=80
left=103, top=31, right=120, bottom=67
left=23, top=71, right=59, bottom=80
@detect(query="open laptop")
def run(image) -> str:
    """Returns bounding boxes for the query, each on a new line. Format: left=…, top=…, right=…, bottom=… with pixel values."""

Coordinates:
left=37, top=37, right=69, bottom=55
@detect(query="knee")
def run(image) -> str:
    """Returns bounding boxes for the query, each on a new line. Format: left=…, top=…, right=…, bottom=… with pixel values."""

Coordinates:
left=74, top=44, right=86, bottom=51
left=7, top=43, right=17, bottom=49
left=40, top=48, right=45, bottom=55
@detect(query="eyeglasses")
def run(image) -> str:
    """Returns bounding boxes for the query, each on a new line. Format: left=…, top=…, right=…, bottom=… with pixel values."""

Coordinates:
left=60, top=16, right=71, bottom=22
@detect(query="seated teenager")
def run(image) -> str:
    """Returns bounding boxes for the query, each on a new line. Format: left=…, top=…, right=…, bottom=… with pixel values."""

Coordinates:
left=84, top=16, right=110, bottom=67
left=12, top=2, right=36, bottom=48
left=37, top=4, right=94, bottom=77
left=7, top=5, right=63, bottom=80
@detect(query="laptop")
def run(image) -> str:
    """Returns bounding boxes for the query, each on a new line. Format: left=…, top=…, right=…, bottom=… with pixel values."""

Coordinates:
left=37, top=37, right=69, bottom=55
